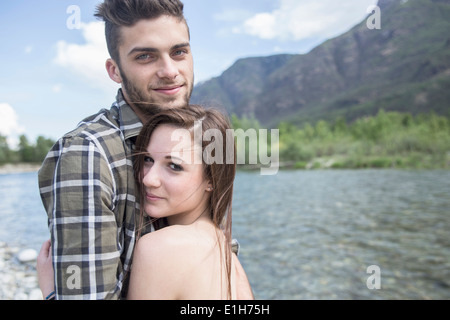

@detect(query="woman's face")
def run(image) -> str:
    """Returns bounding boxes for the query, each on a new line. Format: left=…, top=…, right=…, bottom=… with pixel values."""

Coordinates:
left=141, top=124, right=211, bottom=226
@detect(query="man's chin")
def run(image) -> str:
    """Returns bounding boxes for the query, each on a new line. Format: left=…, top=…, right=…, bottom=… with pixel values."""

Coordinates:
left=122, top=84, right=191, bottom=116
left=156, top=95, right=190, bottom=110
left=134, top=96, right=189, bottom=116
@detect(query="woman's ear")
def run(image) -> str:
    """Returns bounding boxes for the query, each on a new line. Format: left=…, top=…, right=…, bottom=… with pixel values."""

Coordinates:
left=206, top=182, right=213, bottom=192
left=106, top=58, right=123, bottom=84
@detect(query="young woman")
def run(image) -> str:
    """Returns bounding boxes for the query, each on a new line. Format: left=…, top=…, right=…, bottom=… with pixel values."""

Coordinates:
left=37, top=105, right=253, bottom=300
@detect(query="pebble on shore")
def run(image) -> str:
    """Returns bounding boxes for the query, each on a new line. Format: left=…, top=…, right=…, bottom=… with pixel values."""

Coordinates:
left=0, top=242, right=43, bottom=300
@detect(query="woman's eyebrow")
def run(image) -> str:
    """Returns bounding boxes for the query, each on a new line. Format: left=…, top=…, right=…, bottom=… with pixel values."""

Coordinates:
left=165, top=155, right=185, bottom=164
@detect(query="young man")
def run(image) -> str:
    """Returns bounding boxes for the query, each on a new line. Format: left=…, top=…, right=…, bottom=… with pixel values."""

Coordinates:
left=38, top=0, right=252, bottom=300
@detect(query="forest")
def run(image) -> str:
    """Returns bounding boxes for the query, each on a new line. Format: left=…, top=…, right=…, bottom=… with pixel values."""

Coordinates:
left=0, top=135, right=55, bottom=165
left=232, top=110, right=450, bottom=170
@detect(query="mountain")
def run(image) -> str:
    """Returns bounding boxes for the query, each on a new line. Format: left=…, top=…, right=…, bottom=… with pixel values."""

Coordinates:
left=191, top=0, right=450, bottom=127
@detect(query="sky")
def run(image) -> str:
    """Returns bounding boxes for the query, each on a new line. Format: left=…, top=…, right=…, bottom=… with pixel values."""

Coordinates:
left=0, top=0, right=378, bottom=147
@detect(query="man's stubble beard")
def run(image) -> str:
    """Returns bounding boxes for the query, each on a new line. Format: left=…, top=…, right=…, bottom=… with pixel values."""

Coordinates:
left=121, top=69, right=194, bottom=119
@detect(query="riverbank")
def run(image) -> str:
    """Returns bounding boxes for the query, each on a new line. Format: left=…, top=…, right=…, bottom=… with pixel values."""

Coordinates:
left=276, top=111, right=450, bottom=171
left=0, top=242, right=42, bottom=300
left=292, top=154, right=450, bottom=170
left=0, top=163, right=41, bottom=175
left=237, top=154, right=450, bottom=172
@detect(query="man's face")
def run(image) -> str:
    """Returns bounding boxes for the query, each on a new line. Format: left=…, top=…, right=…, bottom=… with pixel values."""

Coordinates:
left=115, top=15, right=194, bottom=118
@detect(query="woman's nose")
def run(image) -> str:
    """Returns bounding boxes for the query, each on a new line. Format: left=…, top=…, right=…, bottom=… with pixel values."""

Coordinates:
left=142, top=164, right=162, bottom=188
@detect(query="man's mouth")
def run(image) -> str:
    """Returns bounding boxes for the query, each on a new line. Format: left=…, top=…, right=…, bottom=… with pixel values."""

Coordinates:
left=153, top=85, right=184, bottom=95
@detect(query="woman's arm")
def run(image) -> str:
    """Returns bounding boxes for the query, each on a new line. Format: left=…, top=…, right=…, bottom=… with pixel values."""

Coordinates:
left=233, top=254, right=255, bottom=300
left=127, top=232, right=183, bottom=300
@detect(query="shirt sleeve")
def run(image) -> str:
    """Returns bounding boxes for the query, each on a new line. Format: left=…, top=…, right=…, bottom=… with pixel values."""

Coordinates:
left=39, top=136, right=122, bottom=300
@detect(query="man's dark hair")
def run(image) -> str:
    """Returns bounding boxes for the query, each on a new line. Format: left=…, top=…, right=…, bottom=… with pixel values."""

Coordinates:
left=95, top=0, right=187, bottom=66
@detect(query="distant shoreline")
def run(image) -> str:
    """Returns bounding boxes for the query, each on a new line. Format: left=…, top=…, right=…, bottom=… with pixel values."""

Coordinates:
left=1, top=161, right=448, bottom=176
left=0, top=163, right=41, bottom=175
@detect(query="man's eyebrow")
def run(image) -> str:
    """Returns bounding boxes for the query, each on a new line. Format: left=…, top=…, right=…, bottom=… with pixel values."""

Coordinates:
left=172, top=42, right=190, bottom=51
left=128, top=43, right=190, bottom=57
left=128, top=47, right=158, bottom=57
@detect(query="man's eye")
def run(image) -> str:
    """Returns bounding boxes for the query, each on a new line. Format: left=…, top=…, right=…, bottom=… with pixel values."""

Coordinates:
left=173, top=49, right=187, bottom=57
left=136, top=54, right=154, bottom=61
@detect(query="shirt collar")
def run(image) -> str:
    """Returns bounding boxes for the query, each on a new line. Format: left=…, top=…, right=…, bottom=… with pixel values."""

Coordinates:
left=116, top=89, right=143, bottom=141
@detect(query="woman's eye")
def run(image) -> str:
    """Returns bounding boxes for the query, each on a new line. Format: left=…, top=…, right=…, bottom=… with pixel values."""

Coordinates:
left=169, top=163, right=183, bottom=172
left=144, top=156, right=154, bottom=163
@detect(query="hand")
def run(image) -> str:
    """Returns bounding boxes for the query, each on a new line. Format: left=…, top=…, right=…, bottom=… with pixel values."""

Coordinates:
left=36, top=239, right=55, bottom=299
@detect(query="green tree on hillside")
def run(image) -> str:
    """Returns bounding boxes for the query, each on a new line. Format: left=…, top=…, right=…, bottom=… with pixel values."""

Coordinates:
left=0, top=135, right=13, bottom=164
left=0, top=135, right=55, bottom=165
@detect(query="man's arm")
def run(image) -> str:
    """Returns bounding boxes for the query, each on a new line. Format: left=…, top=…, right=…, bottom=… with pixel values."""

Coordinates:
left=39, top=137, right=121, bottom=299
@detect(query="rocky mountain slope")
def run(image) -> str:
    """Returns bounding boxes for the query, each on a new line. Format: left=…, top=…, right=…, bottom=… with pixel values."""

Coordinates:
left=191, top=0, right=450, bottom=126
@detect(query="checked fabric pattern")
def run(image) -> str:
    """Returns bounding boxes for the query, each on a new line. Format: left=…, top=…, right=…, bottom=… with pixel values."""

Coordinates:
left=38, top=90, right=146, bottom=300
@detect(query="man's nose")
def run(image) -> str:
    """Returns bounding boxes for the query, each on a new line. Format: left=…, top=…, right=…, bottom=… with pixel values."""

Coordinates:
left=156, top=55, right=179, bottom=80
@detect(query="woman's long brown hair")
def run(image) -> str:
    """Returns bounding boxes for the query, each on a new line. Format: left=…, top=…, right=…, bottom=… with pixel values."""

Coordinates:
left=133, top=105, right=237, bottom=299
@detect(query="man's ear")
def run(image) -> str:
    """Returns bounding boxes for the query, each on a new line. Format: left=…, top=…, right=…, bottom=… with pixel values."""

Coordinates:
left=106, top=58, right=123, bottom=84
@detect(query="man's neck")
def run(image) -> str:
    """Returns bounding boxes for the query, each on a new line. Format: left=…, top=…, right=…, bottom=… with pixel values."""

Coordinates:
left=129, top=104, right=152, bottom=124
left=121, top=89, right=152, bottom=124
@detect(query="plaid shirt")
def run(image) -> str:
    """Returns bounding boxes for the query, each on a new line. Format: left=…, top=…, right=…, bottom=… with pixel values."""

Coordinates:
left=38, top=90, right=147, bottom=300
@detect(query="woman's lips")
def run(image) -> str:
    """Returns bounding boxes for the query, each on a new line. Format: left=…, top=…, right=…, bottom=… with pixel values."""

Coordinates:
left=146, top=193, right=164, bottom=201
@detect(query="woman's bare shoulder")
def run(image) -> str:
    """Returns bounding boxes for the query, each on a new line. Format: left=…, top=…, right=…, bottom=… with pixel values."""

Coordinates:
left=134, top=225, right=204, bottom=264
left=128, top=226, right=198, bottom=300
left=128, top=224, right=231, bottom=300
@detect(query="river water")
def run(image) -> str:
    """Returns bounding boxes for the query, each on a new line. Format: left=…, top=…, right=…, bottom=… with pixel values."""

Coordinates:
left=0, top=170, right=449, bottom=300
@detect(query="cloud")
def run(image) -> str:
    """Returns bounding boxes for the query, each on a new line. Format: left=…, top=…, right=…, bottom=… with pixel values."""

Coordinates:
left=25, top=46, right=33, bottom=54
left=52, top=84, right=63, bottom=93
left=213, top=8, right=253, bottom=22
left=238, top=0, right=378, bottom=41
left=0, top=103, right=25, bottom=147
left=54, top=22, right=119, bottom=92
